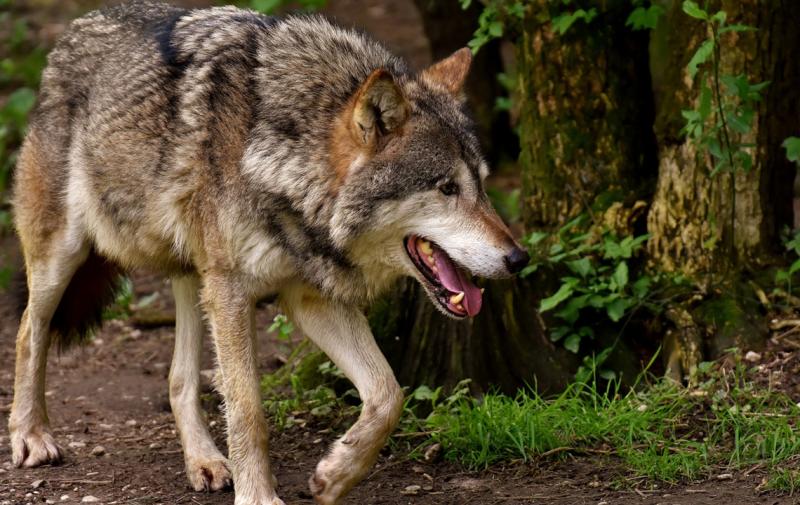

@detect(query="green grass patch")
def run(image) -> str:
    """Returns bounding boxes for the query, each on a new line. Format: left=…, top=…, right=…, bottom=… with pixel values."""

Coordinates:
left=260, top=346, right=800, bottom=486
left=416, top=358, right=800, bottom=484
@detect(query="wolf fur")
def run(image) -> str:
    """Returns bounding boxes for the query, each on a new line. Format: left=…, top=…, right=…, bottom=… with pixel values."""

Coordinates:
left=9, top=2, right=528, bottom=504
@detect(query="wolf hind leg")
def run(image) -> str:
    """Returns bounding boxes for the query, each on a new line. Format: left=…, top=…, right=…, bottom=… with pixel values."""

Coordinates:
left=9, top=237, right=90, bottom=468
left=170, top=275, right=232, bottom=492
left=282, top=285, right=404, bottom=505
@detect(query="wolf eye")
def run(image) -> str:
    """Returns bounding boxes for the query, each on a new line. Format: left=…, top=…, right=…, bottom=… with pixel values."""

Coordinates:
left=439, top=181, right=459, bottom=196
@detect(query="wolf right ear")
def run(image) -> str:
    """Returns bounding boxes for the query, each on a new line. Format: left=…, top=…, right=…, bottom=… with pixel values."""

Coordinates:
left=351, top=69, right=408, bottom=147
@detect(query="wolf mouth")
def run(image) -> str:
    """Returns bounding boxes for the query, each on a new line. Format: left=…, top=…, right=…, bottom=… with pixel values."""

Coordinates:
left=404, top=235, right=483, bottom=318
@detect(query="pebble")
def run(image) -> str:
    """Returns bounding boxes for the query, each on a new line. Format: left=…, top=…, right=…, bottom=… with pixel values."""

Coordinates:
left=401, top=485, right=421, bottom=495
left=60, top=496, right=70, bottom=502
left=81, top=496, right=100, bottom=503
left=91, top=445, right=106, bottom=457
left=744, top=350, right=762, bottom=362
left=68, top=441, right=86, bottom=449
left=125, top=419, right=138, bottom=427
left=31, top=479, right=46, bottom=489
left=148, top=442, right=161, bottom=450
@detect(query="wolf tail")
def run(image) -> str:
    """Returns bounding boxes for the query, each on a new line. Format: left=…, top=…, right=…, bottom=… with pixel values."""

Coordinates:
left=14, top=249, right=123, bottom=352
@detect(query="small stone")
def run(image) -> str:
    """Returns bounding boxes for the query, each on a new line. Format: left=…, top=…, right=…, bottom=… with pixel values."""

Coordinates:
left=60, top=496, right=70, bottom=502
left=68, top=441, right=86, bottom=449
left=716, top=473, right=734, bottom=480
left=148, top=442, right=161, bottom=450
left=401, top=485, right=421, bottom=496
left=91, top=445, right=106, bottom=457
left=125, top=419, right=137, bottom=427
left=31, top=479, right=46, bottom=489
left=745, top=351, right=762, bottom=363
left=99, top=423, right=114, bottom=430
left=81, top=496, right=100, bottom=503
left=423, top=443, right=442, bottom=462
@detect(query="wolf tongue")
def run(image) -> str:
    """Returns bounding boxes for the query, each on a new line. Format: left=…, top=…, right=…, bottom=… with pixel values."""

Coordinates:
left=431, top=247, right=483, bottom=317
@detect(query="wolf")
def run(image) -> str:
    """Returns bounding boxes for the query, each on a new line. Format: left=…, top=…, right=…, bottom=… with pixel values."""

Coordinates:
left=8, top=2, right=530, bottom=504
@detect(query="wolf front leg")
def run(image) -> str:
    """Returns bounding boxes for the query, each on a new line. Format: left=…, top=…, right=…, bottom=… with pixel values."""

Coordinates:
left=201, top=273, right=284, bottom=505
left=283, top=285, right=404, bottom=505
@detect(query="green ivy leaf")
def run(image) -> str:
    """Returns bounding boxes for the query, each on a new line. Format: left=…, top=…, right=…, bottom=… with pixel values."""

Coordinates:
left=606, top=298, right=631, bottom=322
left=539, top=282, right=574, bottom=312
left=566, top=257, right=593, bottom=278
left=719, top=23, right=757, bottom=34
left=551, top=8, right=597, bottom=35
left=626, top=5, right=664, bottom=30
left=682, top=1, right=709, bottom=20
left=564, top=333, right=581, bottom=353
left=612, top=262, right=629, bottom=290
left=783, top=137, right=800, bottom=163
left=688, top=39, right=714, bottom=79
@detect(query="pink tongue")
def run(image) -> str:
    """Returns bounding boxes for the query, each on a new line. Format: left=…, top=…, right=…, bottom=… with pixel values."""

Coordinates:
left=431, top=247, right=483, bottom=317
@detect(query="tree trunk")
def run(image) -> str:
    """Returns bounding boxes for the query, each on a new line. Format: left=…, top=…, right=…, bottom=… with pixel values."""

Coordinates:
left=647, top=0, right=800, bottom=277
left=646, top=1, right=800, bottom=378
left=518, top=0, right=658, bottom=229
left=372, top=1, right=657, bottom=393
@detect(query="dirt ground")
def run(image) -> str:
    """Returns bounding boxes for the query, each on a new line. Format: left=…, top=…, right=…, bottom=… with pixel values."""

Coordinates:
left=2, top=0, right=800, bottom=504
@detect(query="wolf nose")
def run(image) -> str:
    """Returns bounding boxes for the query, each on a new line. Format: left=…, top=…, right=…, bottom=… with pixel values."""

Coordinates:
left=504, top=247, right=530, bottom=275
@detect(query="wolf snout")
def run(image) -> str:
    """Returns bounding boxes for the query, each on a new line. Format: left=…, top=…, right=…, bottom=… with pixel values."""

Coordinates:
left=503, top=247, right=530, bottom=275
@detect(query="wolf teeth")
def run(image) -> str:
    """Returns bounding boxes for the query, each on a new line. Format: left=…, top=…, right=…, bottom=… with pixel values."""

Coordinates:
left=419, top=240, right=433, bottom=255
left=450, top=292, right=465, bottom=304
left=427, top=255, right=435, bottom=264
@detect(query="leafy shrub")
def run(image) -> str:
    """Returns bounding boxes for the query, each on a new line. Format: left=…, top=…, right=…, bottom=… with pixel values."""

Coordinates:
left=522, top=214, right=652, bottom=353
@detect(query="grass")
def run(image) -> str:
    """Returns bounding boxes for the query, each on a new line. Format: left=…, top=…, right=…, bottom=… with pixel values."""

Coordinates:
left=419, top=358, right=800, bottom=486
left=261, top=347, right=800, bottom=490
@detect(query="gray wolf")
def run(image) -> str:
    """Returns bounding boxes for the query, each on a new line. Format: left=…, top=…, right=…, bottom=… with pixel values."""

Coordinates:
left=8, top=2, right=529, bottom=503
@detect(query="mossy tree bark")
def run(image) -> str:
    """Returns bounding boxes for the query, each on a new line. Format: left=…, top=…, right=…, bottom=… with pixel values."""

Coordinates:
left=371, top=1, right=657, bottom=393
left=518, top=0, right=658, bottom=229
left=646, top=1, right=800, bottom=378
left=647, top=0, right=800, bottom=278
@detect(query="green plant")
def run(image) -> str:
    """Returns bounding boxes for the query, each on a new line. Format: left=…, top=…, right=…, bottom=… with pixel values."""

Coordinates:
left=522, top=214, right=652, bottom=353
left=784, top=136, right=800, bottom=165
left=261, top=350, right=358, bottom=430
left=680, top=1, right=768, bottom=252
left=268, top=313, right=294, bottom=341
left=420, top=354, right=800, bottom=483
left=242, top=0, right=326, bottom=14
left=626, top=0, right=663, bottom=30
left=102, top=276, right=134, bottom=320
left=775, top=228, right=800, bottom=295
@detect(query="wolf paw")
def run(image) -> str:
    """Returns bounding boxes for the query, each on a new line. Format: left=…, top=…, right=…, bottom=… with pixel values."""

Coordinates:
left=186, top=457, right=233, bottom=492
left=309, top=466, right=350, bottom=505
left=11, top=429, right=63, bottom=468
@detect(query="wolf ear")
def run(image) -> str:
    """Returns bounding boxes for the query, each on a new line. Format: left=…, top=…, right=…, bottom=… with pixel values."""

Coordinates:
left=421, top=47, right=472, bottom=96
left=351, top=69, right=408, bottom=147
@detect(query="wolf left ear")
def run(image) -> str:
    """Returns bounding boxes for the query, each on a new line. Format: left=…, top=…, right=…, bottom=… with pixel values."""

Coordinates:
left=351, top=69, right=409, bottom=147
left=421, top=47, right=472, bottom=96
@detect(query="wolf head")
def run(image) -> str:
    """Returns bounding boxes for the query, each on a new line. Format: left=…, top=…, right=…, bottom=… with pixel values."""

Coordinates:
left=331, top=49, right=529, bottom=319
